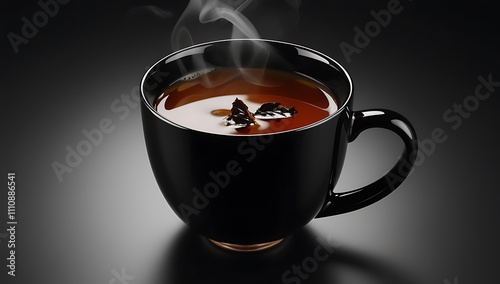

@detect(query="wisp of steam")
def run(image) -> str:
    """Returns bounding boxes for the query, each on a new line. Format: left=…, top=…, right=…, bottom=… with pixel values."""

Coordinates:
left=169, top=0, right=302, bottom=87
left=171, top=0, right=259, bottom=51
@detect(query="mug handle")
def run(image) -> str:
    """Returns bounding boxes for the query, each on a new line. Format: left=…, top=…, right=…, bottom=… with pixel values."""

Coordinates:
left=316, top=109, right=418, bottom=217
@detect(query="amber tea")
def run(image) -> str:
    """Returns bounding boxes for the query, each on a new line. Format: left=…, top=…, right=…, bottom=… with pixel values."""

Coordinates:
left=154, top=68, right=338, bottom=135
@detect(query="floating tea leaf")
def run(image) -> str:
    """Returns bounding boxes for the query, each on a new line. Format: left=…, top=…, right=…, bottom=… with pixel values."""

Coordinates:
left=223, top=98, right=258, bottom=128
left=254, top=102, right=297, bottom=119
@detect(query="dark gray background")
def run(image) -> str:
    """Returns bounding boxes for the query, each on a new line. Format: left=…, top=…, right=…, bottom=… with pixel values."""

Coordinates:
left=1, top=0, right=499, bottom=283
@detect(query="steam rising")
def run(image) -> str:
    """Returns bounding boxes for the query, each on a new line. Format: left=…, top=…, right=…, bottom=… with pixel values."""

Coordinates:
left=169, top=0, right=302, bottom=88
left=126, top=5, right=173, bottom=19
left=172, top=0, right=259, bottom=51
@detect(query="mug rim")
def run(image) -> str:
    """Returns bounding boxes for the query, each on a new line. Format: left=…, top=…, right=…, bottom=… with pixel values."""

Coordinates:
left=140, top=38, right=353, bottom=136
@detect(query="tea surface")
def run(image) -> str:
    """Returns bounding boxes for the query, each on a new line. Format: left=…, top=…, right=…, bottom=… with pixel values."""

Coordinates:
left=155, top=68, right=338, bottom=135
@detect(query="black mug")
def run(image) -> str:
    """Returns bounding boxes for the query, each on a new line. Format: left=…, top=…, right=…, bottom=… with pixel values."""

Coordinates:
left=140, top=39, right=418, bottom=252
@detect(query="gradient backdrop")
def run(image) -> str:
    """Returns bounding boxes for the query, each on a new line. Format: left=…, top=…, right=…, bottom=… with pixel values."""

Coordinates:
left=1, top=0, right=499, bottom=283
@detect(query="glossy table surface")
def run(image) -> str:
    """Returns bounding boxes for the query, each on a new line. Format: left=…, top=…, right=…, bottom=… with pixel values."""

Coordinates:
left=2, top=1, right=498, bottom=283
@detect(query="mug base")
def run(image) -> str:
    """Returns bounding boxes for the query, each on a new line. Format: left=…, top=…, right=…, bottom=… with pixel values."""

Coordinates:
left=209, top=238, right=284, bottom=252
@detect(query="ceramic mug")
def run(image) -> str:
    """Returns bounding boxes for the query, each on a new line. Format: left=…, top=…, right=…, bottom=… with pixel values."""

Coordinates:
left=140, top=39, right=418, bottom=252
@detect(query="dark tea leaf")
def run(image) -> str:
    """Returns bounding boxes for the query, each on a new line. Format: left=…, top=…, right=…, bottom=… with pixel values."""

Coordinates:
left=223, top=98, right=258, bottom=128
left=254, top=102, right=298, bottom=119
